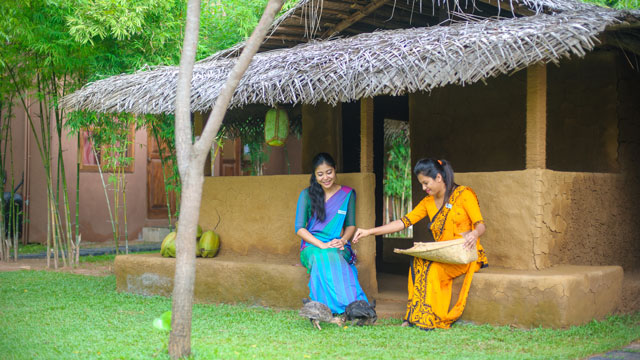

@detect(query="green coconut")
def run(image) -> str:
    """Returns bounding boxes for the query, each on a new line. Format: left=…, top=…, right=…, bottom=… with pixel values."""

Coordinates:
left=195, top=237, right=202, bottom=257
left=175, top=222, right=203, bottom=238
left=199, top=230, right=220, bottom=258
left=160, top=232, right=177, bottom=258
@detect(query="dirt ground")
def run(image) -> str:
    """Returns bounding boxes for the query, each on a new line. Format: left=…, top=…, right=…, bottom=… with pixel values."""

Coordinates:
left=0, top=258, right=114, bottom=276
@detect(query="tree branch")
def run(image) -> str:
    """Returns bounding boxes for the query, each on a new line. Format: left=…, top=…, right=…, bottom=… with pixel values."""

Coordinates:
left=194, top=0, right=285, bottom=157
left=174, top=0, right=201, bottom=180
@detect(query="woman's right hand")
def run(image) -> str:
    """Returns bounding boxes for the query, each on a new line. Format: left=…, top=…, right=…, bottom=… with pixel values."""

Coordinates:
left=352, top=228, right=371, bottom=244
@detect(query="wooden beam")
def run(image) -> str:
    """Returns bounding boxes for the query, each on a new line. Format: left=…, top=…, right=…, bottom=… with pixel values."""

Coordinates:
left=525, top=64, right=547, bottom=169
left=599, top=31, right=640, bottom=57
left=322, top=0, right=390, bottom=38
left=360, top=97, right=374, bottom=173
left=355, top=15, right=415, bottom=29
left=266, top=35, right=306, bottom=42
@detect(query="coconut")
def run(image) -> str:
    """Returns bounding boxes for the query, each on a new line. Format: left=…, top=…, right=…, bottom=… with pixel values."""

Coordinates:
left=160, top=232, right=177, bottom=257
left=174, top=222, right=203, bottom=238
left=199, top=230, right=220, bottom=258
left=162, top=230, right=202, bottom=257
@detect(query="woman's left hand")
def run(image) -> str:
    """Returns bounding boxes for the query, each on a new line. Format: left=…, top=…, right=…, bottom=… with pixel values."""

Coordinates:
left=462, top=230, right=478, bottom=250
left=327, top=238, right=345, bottom=250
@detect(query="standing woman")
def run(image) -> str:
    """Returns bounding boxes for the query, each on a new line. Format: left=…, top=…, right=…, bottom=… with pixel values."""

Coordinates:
left=353, top=158, right=487, bottom=330
left=295, top=153, right=369, bottom=314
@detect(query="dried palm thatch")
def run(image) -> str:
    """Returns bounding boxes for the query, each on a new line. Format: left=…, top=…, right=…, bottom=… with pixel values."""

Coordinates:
left=61, top=3, right=639, bottom=115
left=203, top=0, right=602, bottom=60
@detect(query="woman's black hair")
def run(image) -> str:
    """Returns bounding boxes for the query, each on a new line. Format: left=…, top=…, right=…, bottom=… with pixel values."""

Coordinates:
left=308, top=153, right=336, bottom=222
left=413, top=158, right=457, bottom=205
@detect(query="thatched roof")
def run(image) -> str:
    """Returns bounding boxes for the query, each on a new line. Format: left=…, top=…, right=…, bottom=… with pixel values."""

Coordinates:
left=203, top=0, right=598, bottom=59
left=61, top=0, right=640, bottom=115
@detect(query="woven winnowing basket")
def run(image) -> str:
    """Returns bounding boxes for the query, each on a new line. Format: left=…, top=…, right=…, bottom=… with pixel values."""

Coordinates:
left=394, top=238, right=477, bottom=265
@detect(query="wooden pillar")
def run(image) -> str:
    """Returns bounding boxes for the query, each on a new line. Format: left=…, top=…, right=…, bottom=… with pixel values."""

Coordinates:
left=526, top=64, right=549, bottom=269
left=526, top=64, right=547, bottom=169
left=360, top=97, right=374, bottom=173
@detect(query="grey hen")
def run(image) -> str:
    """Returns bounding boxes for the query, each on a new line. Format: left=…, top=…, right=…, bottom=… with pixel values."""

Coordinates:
left=344, top=300, right=377, bottom=326
left=299, top=299, right=344, bottom=330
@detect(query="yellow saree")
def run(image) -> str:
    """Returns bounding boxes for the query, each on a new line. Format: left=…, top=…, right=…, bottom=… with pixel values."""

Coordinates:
left=400, top=186, right=487, bottom=330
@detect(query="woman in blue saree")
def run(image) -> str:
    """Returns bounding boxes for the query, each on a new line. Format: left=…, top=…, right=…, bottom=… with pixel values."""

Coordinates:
left=295, top=153, right=369, bottom=314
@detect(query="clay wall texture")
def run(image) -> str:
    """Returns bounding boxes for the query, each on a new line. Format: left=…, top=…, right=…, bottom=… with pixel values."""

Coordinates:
left=546, top=51, right=619, bottom=173
left=544, top=50, right=640, bottom=271
left=408, top=71, right=527, bottom=173
left=408, top=71, right=528, bottom=254
left=455, top=171, right=540, bottom=270
left=199, top=173, right=378, bottom=295
left=301, top=103, right=343, bottom=173
left=544, top=171, right=640, bottom=271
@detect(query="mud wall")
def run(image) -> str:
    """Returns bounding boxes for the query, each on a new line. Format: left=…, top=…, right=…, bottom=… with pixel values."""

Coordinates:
left=454, top=171, right=540, bottom=270
left=546, top=51, right=619, bottom=173
left=408, top=70, right=527, bottom=173
left=199, top=173, right=378, bottom=295
left=452, top=169, right=640, bottom=272
left=409, top=71, right=527, bottom=248
left=544, top=171, right=640, bottom=271
left=301, top=103, right=342, bottom=173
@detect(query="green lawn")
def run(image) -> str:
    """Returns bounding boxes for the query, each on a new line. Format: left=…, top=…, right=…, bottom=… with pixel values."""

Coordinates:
left=0, top=271, right=638, bottom=360
left=17, top=243, right=47, bottom=254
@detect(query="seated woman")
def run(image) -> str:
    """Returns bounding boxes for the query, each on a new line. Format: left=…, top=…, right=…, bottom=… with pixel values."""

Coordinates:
left=354, top=158, right=487, bottom=330
left=295, top=153, right=369, bottom=314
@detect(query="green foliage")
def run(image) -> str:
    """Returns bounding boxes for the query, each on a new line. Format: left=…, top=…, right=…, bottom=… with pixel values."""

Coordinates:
left=383, top=136, right=411, bottom=199
left=67, top=0, right=174, bottom=44
left=66, top=111, right=140, bottom=172
left=582, top=0, right=639, bottom=8
left=17, top=243, right=47, bottom=255
left=1, top=271, right=639, bottom=359
left=383, top=126, right=412, bottom=237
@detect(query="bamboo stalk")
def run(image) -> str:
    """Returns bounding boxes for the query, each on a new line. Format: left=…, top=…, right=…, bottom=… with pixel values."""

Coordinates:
left=91, top=136, right=117, bottom=250
left=151, top=125, right=174, bottom=229
left=122, top=165, right=128, bottom=255
left=75, top=133, right=81, bottom=267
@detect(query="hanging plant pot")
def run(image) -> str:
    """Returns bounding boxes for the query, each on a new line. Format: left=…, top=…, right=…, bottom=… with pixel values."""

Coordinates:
left=264, top=106, right=289, bottom=147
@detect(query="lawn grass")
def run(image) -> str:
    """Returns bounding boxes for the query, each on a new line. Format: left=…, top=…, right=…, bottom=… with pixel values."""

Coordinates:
left=80, top=251, right=157, bottom=263
left=0, top=271, right=638, bottom=360
left=17, top=243, right=47, bottom=254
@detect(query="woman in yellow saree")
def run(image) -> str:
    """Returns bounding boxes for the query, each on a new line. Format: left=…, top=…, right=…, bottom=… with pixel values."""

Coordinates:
left=353, top=158, right=487, bottom=330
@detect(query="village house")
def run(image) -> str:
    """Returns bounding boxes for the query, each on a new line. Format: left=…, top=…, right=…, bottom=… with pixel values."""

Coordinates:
left=62, top=0, right=640, bottom=327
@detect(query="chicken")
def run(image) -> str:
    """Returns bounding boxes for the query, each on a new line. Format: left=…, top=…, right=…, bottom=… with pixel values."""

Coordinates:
left=299, top=299, right=344, bottom=330
left=344, top=300, right=377, bottom=326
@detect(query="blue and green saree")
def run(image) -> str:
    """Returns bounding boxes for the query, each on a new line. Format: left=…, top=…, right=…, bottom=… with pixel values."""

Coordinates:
left=295, top=186, right=368, bottom=314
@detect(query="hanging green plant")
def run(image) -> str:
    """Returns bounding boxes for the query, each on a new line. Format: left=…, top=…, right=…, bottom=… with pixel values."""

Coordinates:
left=264, top=106, right=289, bottom=147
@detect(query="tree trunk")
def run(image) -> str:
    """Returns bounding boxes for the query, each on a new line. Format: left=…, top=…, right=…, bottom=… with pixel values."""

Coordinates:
left=168, top=159, right=203, bottom=357
left=168, top=0, right=284, bottom=358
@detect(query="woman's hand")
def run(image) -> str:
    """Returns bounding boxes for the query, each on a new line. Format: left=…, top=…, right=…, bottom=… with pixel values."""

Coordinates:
left=326, top=238, right=345, bottom=250
left=352, top=228, right=371, bottom=244
left=462, top=230, right=478, bottom=250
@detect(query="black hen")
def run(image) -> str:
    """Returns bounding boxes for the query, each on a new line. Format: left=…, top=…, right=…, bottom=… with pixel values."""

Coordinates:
left=344, top=300, right=377, bottom=326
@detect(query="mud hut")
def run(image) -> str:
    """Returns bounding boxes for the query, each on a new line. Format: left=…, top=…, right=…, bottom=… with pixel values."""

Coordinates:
left=63, top=0, right=640, bottom=327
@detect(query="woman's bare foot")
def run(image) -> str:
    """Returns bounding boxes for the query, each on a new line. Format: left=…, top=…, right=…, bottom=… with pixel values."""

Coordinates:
left=401, top=321, right=410, bottom=327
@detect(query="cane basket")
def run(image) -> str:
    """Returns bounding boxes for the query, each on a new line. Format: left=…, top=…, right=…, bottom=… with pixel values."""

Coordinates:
left=394, top=238, right=477, bottom=264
